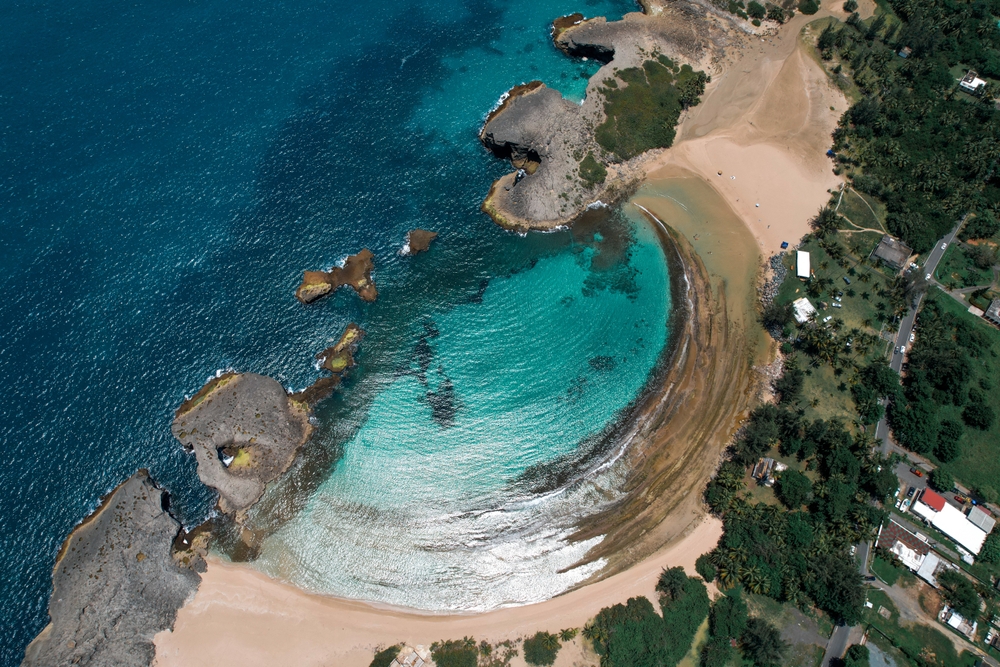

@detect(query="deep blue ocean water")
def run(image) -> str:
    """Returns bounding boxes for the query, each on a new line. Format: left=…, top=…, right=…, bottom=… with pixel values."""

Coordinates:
left=0, top=0, right=668, bottom=660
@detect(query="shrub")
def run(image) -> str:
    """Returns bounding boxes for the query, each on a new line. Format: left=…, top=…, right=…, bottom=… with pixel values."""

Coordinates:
left=767, top=5, right=785, bottom=22
left=929, top=468, right=954, bottom=493
left=370, top=646, right=401, bottom=667
left=523, top=632, right=561, bottom=666
left=776, top=469, right=813, bottom=509
left=696, top=553, right=717, bottom=582
left=710, top=590, right=748, bottom=640
left=843, top=0, right=858, bottom=11
left=980, top=531, right=1000, bottom=564
left=747, top=1, right=765, bottom=18
left=741, top=618, right=788, bottom=667
left=963, top=392, right=996, bottom=430
left=595, top=58, right=708, bottom=160
left=960, top=212, right=1000, bottom=241
left=579, top=152, right=607, bottom=188
left=799, top=0, right=819, bottom=14
left=430, top=638, right=479, bottom=667
left=935, top=420, right=963, bottom=462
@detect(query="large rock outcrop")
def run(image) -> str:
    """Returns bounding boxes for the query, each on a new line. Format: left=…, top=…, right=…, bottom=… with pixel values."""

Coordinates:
left=172, top=373, right=313, bottom=515
left=22, top=471, right=202, bottom=667
left=172, top=325, right=364, bottom=515
left=295, top=248, right=378, bottom=304
left=479, top=0, right=743, bottom=230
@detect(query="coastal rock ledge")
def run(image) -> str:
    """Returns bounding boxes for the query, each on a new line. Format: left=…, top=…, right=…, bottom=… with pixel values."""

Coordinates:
left=22, top=471, right=202, bottom=667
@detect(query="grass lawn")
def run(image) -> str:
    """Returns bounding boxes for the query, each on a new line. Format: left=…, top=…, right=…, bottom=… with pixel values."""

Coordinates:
left=933, top=243, right=994, bottom=289
left=871, top=556, right=903, bottom=586
left=837, top=188, right=887, bottom=234
left=917, top=294, right=1000, bottom=500
left=862, top=588, right=979, bottom=667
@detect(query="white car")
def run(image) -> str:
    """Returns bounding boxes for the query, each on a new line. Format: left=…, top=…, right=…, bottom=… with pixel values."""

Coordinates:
left=925, top=273, right=931, bottom=281
left=823, top=315, right=833, bottom=323
left=941, top=243, right=948, bottom=250
left=909, top=332, right=915, bottom=342
left=899, top=345, right=906, bottom=354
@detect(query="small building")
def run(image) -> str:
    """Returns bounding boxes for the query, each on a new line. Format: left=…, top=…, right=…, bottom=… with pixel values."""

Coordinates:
left=985, top=299, right=1000, bottom=327
left=877, top=518, right=931, bottom=571
left=942, top=606, right=979, bottom=639
left=872, top=235, right=913, bottom=270
left=969, top=506, right=996, bottom=534
left=898, top=46, right=912, bottom=58
left=911, top=488, right=989, bottom=555
left=792, top=297, right=817, bottom=324
left=751, top=457, right=787, bottom=487
left=960, top=70, right=987, bottom=96
left=796, top=250, right=811, bottom=279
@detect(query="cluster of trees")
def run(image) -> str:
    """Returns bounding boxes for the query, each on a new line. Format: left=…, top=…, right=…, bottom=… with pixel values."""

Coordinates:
left=584, top=567, right=710, bottom=667
left=584, top=569, right=788, bottom=667
left=817, top=1, right=1000, bottom=253
left=595, top=57, right=708, bottom=161
left=522, top=632, right=561, bottom=666
left=703, top=396, right=891, bottom=624
left=938, top=569, right=982, bottom=619
left=888, top=298, right=996, bottom=462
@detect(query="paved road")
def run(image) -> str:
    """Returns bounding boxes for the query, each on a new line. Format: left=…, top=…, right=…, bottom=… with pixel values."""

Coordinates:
left=875, top=216, right=967, bottom=456
left=823, top=219, right=967, bottom=667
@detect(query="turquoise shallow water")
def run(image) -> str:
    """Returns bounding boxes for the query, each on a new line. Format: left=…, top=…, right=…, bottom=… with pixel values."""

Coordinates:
left=0, top=0, right=670, bottom=656
left=255, top=220, right=670, bottom=609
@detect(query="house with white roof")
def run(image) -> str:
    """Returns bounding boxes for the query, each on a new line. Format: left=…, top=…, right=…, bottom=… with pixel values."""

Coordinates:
left=911, top=488, right=989, bottom=556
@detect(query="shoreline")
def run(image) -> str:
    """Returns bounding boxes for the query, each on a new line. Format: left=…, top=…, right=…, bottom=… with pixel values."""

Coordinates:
left=153, top=518, right=723, bottom=667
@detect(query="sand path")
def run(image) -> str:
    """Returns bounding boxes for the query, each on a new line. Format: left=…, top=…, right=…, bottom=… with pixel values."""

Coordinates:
left=155, top=7, right=853, bottom=666
left=646, top=0, right=849, bottom=255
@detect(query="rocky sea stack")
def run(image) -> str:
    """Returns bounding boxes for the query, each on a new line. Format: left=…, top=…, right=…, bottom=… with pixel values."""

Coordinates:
left=403, top=228, right=438, bottom=255
left=295, top=248, right=378, bottom=304
left=22, top=471, right=203, bottom=667
left=172, top=373, right=314, bottom=516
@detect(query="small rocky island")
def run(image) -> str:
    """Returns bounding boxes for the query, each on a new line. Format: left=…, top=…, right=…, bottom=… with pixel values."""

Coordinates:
left=403, top=228, right=438, bottom=255
left=22, top=471, right=204, bottom=667
left=171, top=324, right=364, bottom=516
left=295, top=248, right=378, bottom=304
left=480, top=0, right=740, bottom=230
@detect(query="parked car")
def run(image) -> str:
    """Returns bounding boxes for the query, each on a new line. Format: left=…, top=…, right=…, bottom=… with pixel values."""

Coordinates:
left=910, top=467, right=924, bottom=477
left=925, top=273, right=932, bottom=281
left=906, top=486, right=916, bottom=498
left=909, top=332, right=915, bottom=342
left=843, top=276, right=852, bottom=284
left=955, top=494, right=969, bottom=504
left=941, top=242, right=948, bottom=250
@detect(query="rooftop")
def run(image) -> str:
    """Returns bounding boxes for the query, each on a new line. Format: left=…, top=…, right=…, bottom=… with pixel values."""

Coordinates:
left=986, top=299, right=1000, bottom=325
left=921, top=488, right=947, bottom=512
left=792, top=297, right=817, bottom=324
left=872, top=235, right=912, bottom=269
left=969, top=506, right=996, bottom=534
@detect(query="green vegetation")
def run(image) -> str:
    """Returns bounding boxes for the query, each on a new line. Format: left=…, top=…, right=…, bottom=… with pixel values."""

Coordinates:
left=870, top=555, right=904, bottom=585
left=595, top=57, right=708, bottom=161
left=934, top=241, right=995, bottom=289
left=817, top=0, right=1000, bottom=255
left=888, top=294, right=1000, bottom=495
left=430, top=638, right=479, bottom=667
left=695, top=554, right=717, bottom=582
left=370, top=645, right=401, bottom=667
left=981, top=530, right=1000, bottom=564
left=928, top=467, right=953, bottom=492
left=522, top=632, right=561, bottom=666
left=862, top=589, right=979, bottom=667
left=938, top=569, right=981, bottom=619
left=584, top=568, right=709, bottom=667
left=798, top=0, right=819, bottom=15
left=579, top=152, right=607, bottom=188
left=843, top=644, right=870, bottom=667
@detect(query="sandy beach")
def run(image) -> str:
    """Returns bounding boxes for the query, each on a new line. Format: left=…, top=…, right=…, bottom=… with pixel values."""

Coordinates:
left=155, top=7, right=849, bottom=666
left=154, top=517, right=722, bottom=667
left=645, top=0, right=849, bottom=255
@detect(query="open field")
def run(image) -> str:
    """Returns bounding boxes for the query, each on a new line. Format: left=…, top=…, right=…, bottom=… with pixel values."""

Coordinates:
left=934, top=243, right=995, bottom=289
left=862, top=588, right=979, bottom=667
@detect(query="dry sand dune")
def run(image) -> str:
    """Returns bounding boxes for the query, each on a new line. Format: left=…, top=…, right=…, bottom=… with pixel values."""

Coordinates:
left=648, top=1, right=848, bottom=255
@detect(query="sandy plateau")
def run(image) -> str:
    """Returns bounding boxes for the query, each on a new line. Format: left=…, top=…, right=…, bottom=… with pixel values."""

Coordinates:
left=153, top=2, right=853, bottom=664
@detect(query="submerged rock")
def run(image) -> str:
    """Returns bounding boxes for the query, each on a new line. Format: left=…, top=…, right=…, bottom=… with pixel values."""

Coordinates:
left=403, top=229, right=438, bottom=255
left=172, top=373, right=313, bottom=515
left=295, top=248, right=378, bottom=304
left=22, top=471, right=202, bottom=667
